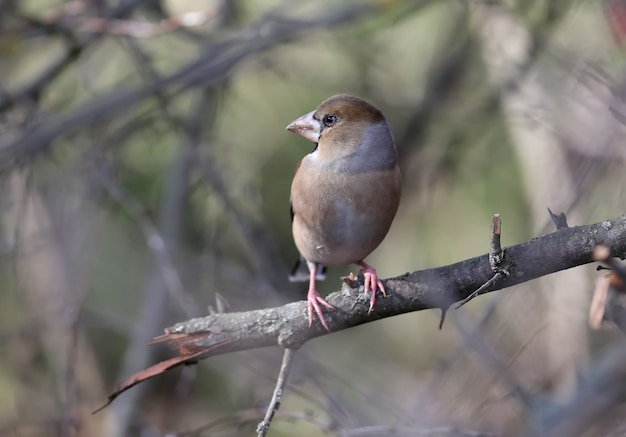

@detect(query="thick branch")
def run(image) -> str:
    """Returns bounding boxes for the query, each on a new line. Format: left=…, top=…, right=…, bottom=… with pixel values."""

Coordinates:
left=159, top=215, right=626, bottom=353
left=98, top=215, right=626, bottom=409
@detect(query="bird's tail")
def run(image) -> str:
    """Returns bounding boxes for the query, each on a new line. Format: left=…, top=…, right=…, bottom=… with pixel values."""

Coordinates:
left=288, top=255, right=326, bottom=282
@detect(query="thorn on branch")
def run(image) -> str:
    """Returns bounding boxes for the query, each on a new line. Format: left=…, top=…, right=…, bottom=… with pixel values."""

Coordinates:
left=438, top=306, right=448, bottom=330
left=456, top=214, right=510, bottom=310
left=548, top=208, right=569, bottom=230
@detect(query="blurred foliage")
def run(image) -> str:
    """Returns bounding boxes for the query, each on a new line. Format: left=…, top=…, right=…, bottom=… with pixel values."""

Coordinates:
left=1, top=0, right=626, bottom=436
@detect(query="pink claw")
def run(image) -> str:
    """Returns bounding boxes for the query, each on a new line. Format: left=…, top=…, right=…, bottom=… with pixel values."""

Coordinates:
left=307, top=287, right=335, bottom=331
left=358, top=260, right=386, bottom=313
left=306, top=261, right=335, bottom=331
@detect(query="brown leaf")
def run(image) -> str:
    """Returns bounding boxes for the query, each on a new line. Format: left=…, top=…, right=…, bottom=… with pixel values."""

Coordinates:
left=93, top=337, right=234, bottom=414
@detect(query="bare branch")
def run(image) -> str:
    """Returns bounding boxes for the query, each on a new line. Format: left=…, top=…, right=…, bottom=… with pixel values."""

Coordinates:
left=159, top=215, right=626, bottom=349
left=256, top=348, right=296, bottom=437
left=0, top=0, right=146, bottom=112
left=0, top=2, right=382, bottom=170
left=97, top=214, right=626, bottom=407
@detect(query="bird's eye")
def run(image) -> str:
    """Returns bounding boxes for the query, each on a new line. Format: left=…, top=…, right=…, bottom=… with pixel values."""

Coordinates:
left=322, top=114, right=337, bottom=127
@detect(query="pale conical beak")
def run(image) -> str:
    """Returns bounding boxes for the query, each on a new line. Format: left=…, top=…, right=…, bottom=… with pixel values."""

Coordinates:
left=286, top=110, right=320, bottom=143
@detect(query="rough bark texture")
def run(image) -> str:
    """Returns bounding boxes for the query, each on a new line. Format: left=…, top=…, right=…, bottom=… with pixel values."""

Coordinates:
left=159, top=215, right=626, bottom=354
left=99, top=215, right=626, bottom=409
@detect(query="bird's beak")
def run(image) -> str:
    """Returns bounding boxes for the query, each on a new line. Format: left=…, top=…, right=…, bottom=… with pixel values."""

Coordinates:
left=286, top=110, right=320, bottom=143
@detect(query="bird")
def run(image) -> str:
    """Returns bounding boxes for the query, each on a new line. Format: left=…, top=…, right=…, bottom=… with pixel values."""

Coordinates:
left=286, top=94, right=402, bottom=331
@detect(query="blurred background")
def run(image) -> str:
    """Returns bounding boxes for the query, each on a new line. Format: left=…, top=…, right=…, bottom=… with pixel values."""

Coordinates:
left=1, top=0, right=626, bottom=436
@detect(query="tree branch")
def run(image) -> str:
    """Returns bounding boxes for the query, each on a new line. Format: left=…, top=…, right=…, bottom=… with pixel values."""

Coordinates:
left=98, top=214, right=626, bottom=409
left=162, top=214, right=626, bottom=348
left=0, top=2, right=381, bottom=170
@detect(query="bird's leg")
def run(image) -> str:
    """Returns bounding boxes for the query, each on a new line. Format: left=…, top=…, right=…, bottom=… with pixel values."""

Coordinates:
left=306, top=261, right=335, bottom=331
left=357, top=260, right=386, bottom=313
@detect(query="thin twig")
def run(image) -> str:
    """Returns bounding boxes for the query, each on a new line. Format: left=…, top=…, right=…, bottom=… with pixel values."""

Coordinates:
left=489, top=213, right=502, bottom=266
left=0, top=3, right=379, bottom=168
left=455, top=273, right=503, bottom=309
left=92, top=162, right=195, bottom=317
left=0, top=0, right=146, bottom=113
left=456, top=214, right=508, bottom=309
left=256, top=348, right=297, bottom=437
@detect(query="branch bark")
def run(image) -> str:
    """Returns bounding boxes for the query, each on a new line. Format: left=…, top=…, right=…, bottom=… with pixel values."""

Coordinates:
left=162, top=214, right=626, bottom=349
left=99, top=214, right=626, bottom=408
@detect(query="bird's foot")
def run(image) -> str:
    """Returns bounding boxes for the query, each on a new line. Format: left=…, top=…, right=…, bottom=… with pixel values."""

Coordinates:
left=358, top=261, right=386, bottom=314
left=307, top=288, right=335, bottom=331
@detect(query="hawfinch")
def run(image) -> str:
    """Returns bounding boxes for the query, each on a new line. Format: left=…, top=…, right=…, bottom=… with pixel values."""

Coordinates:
left=287, top=94, right=402, bottom=331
